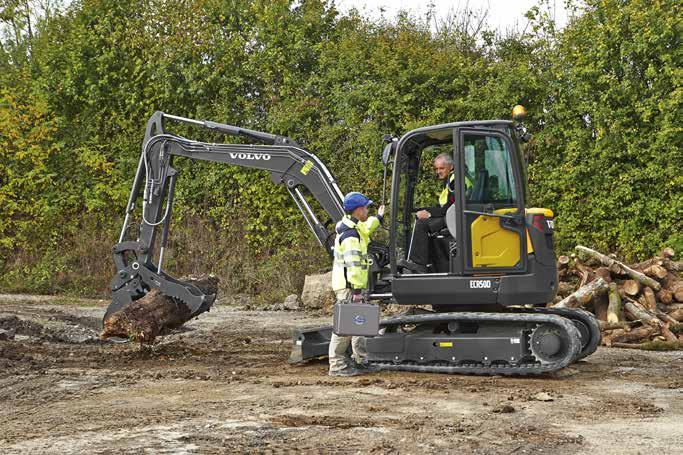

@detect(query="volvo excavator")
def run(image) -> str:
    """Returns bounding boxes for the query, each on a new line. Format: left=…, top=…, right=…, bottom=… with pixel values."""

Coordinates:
left=105, top=109, right=600, bottom=376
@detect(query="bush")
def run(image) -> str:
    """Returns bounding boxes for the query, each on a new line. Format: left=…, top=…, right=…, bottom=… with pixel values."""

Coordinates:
left=0, top=0, right=679, bottom=297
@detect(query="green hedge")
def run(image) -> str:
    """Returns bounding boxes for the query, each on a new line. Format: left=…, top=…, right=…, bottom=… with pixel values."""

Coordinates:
left=0, top=0, right=680, bottom=298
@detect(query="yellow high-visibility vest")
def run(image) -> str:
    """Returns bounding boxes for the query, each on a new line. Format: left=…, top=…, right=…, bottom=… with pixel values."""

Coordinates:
left=331, top=215, right=381, bottom=292
left=439, top=172, right=473, bottom=206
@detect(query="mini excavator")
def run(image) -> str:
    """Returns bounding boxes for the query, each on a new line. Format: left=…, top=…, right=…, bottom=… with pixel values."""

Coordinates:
left=105, top=108, right=600, bottom=376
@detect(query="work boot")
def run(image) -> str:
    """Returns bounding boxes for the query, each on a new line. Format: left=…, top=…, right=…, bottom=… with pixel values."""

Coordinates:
left=352, top=359, right=379, bottom=373
left=398, top=259, right=427, bottom=273
left=329, top=365, right=362, bottom=377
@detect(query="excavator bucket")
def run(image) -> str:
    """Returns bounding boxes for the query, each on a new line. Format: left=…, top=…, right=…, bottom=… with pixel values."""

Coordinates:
left=104, top=241, right=216, bottom=323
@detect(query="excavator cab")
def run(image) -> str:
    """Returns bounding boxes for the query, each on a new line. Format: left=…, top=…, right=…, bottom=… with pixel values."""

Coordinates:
left=382, top=121, right=557, bottom=308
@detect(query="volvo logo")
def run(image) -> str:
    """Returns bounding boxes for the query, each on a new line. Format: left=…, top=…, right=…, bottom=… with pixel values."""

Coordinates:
left=469, top=279, right=492, bottom=289
left=229, top=152, right=272, bottom=161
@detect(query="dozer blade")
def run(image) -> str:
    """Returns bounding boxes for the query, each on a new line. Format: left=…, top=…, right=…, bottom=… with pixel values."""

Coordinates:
left=104, top=262, right=216, bottom=323
left=289, top=326, right=333, bottom=363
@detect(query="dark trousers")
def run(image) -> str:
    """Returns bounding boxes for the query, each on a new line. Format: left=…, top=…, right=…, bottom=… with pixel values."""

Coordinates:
left=408, top=217, right=445, bottom=266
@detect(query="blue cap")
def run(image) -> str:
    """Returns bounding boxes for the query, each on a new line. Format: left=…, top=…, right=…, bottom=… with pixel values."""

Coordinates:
left=343, top=192, right=373, bottom=212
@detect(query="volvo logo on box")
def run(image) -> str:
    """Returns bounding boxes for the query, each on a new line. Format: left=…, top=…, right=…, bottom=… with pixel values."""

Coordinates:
left=469, top=279, right=492, bottom=289
left=353, top=314, right=367, bottom=325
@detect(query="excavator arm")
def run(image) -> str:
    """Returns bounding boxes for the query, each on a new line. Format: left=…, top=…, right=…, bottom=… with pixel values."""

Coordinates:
left=105, top=112, right=345, bottom=322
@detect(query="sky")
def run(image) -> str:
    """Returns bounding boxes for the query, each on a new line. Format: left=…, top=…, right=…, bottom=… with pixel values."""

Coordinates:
left=333, top=0, right=570, bottom=33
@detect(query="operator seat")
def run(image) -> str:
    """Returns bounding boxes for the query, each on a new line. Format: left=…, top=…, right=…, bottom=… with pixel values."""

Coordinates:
left=426, top=205, right=457, bottom=273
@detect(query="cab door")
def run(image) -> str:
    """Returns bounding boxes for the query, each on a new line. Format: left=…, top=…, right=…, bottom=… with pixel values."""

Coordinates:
left=452, top=128, right=527, bottom=275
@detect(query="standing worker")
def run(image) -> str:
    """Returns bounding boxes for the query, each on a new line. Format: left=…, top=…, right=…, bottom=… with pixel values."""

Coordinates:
left=329, top=192, right=385, bottom=377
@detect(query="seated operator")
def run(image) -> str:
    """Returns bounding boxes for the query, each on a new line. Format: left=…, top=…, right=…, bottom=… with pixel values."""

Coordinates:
left=400, top=153, right=471, bottom=273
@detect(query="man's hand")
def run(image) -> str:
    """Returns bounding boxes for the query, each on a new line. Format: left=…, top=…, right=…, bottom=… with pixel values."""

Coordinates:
left=416, top=210, right=431, bottom=220
left=351, top=293, right=363, bottom=303
left=377, top=204, right=386, bottom=217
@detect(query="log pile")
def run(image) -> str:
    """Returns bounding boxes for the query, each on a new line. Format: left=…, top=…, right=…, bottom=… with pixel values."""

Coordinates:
left=101, top=275, right=218, bottom=344
left=551, top=246, right=683, bottom=350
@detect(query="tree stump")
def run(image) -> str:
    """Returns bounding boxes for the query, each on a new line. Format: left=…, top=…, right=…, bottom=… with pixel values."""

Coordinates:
left=101, top=275, right=219, bottom=343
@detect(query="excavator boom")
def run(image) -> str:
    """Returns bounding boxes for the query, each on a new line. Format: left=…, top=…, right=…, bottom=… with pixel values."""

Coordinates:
left=106, top=112, right=345, bottom=322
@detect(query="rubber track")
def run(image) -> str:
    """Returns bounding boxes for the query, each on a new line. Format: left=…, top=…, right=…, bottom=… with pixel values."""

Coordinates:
left=370, top=312, right=582, bottom=376
left=529, top=307, right=601, bottom=360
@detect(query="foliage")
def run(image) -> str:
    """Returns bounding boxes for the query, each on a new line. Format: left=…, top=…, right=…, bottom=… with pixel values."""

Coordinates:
left=528, top=0, right=682, bottom=259
left=0, top=0, right=680, bottom=297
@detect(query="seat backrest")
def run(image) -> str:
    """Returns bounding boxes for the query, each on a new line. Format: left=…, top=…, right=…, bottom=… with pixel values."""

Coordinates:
left=446, top=204, right=457, bottom=238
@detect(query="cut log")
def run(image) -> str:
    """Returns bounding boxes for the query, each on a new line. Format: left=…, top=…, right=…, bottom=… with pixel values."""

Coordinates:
left=607, top=282, right=622, bottom=323
left=668, top=309, right=683, bottom=322
left=609, top=262, right=625, bottom=275
left=666, top=303, right=683, bottom=311
left=661, top=247, right=675, bottom=259
left=633, top=257, right=663, bottom=271
left=599, top=320, right=635, bottom=331
left=657, top=289, right=673, bottom=305
left=655, top=309, right=679, bottom=325
left=661, top=273, right=681, bottom=292
left=610, top=326, right=655, bottom=343
left=618, top=286, right=626, bottom=299
left=601, top=328, right=624, bottom=346
left=552, top=277, right=608, bottom=309
left=642, top=287, right=657, bottom=312
left=594, top=294, right=609, bottom=321
left=624, top=299, right=661, bottom=327
left=611, top=340, right=682, bottom=350
left=621, top=280, right=640, bottom=297
left=557, top=281, right=575, bottom=297
left=643, top=264, right=668, bottom=280
left=557, top=255, right=570, bottom=280
left=575, top=245, right=661, bottom=291
left=101, top=275, right=219, bottom=343
left=674, top=284, right=683, bottom=303
left=661, top=323, right=678, bottom=342
left=595, top=267, right=612, bottom=283
left=574, top=261, right=595, bottom=287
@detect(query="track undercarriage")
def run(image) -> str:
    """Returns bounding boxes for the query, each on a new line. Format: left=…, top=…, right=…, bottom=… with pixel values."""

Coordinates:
left=291, top=307, right=600, bottom=376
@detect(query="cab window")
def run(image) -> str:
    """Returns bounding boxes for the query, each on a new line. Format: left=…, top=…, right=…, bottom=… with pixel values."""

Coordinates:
left=463, top=135, right=517, bottom=205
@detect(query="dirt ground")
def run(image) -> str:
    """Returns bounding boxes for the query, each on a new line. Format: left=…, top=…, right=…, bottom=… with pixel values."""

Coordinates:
left=1, top=295, right=682, bottom=454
